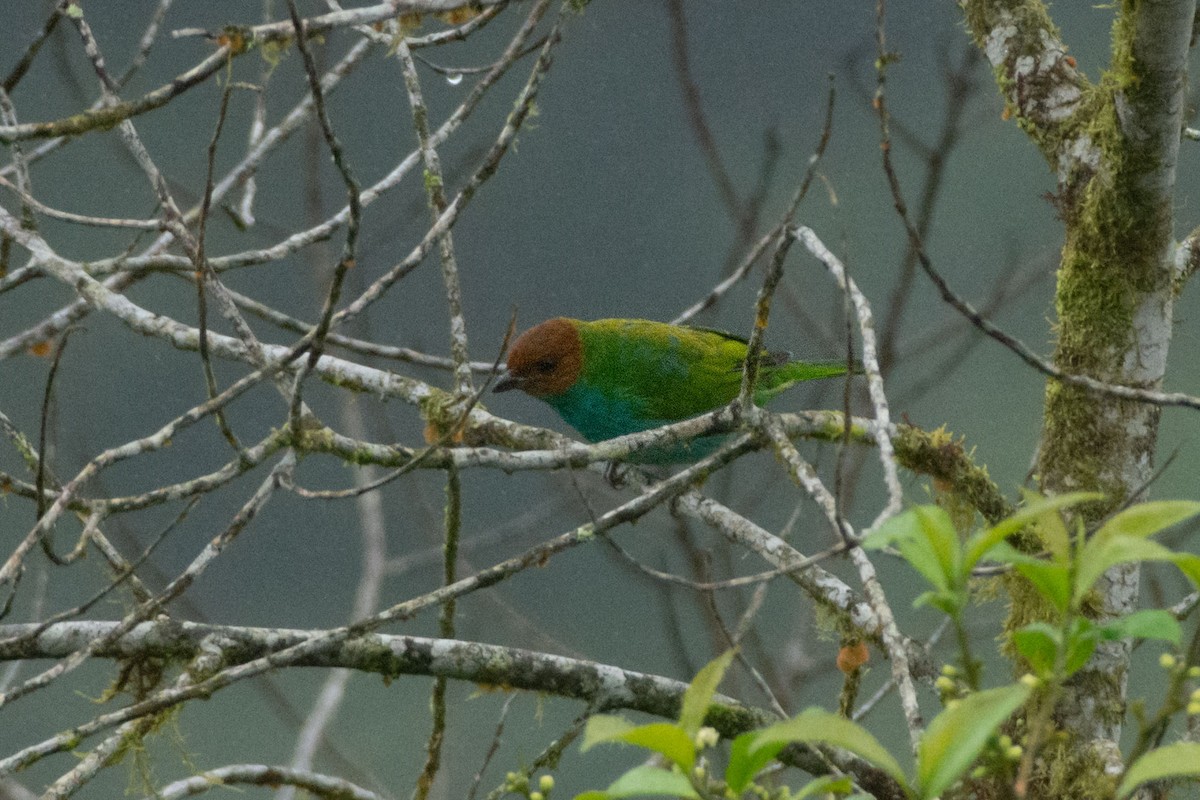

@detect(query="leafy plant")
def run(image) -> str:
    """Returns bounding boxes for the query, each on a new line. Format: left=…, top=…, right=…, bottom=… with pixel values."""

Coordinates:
left=575, top=650, right=1031, bottom=799
left=575, top=498, right=1200, bottom=799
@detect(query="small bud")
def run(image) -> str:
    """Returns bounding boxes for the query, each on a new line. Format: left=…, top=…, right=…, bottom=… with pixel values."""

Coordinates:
left=530, top=792, right=543, bottom=800
left=1019, top=673, right=1041, bottom=689
left=945, top=699, right=961, bottom=711
left=1187, top=665, right=1200, bottom=678
left=1191, top=688, right=1200, bottom=702
left=1160, top=653, right=1178, bottom=670
left=694, top=726, right=720, bottom=750
left=1006, top=745, right=1023, bottom=761
left=538, top=775, right=555, bottom=793
left=941, top=663, right=959, bottom=677
left=1188, top=701, right=1200, bottom=716
left=970, top=766, right=987, bottom=779
left=692, top=764, right=706, bottom=781
left=997, top=734, right=1013, bottom=749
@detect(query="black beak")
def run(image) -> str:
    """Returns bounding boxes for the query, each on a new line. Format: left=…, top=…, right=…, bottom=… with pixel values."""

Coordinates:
left=493, top=369, right=522, bottom=393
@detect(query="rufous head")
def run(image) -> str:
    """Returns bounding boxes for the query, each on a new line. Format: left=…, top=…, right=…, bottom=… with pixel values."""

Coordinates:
left=494, top=317, right=583, bottom=398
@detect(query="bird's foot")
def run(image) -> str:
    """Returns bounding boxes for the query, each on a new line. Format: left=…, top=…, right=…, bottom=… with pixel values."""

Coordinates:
left=603, top=461, right=627, bottom=488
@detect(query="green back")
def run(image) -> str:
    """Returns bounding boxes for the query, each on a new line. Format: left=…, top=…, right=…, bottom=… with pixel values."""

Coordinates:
left=575, top=319, right=847, bottom=422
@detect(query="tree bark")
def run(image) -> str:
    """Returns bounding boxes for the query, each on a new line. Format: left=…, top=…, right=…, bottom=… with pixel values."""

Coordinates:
left=962, top=0, right=1194, bottom=790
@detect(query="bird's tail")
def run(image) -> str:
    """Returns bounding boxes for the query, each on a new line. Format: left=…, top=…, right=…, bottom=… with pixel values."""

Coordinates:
left=751, top=357, right=859, bottom=404
left=777, top=358, right=861, bottom=383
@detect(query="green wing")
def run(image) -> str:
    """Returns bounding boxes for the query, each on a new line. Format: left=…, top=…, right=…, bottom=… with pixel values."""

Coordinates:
left=676, top=325, right=852, bottom=398
left=576, top=319, right=848, bottom=422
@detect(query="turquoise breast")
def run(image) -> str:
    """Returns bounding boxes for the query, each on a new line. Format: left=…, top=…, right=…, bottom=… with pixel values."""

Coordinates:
left=546, top=382, right=724, bottom=463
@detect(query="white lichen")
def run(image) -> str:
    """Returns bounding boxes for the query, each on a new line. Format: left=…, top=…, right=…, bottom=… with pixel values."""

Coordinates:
left=985, top=20, right=1017, bottom=67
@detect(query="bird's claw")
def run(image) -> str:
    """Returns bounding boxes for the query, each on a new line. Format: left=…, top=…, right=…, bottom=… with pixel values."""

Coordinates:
left=603, top=461, right=627, bottom=488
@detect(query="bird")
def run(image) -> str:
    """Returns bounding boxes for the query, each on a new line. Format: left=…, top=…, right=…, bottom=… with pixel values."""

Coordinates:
left=493, top=317, right=853, bottom=462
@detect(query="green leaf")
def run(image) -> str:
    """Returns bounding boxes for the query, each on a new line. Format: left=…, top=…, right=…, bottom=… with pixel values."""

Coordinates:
left=1012, top=621, right=1102, bottom=678
left=1169, top=552, right=1200, bottom=588
left=1100, top=610, right=1182, bottom=646
left=915, top=590, right=962, bottom=616
left=620, top=724, right=696, bottom=772
left=865, top=506, right=960, bottom=594
left=1097, top=501, right=1200, bottom=540
left=582, top=715, right=635, bottom=751
left=724, top=734, right=763, bottom=796
left=917, top=684, right=1031, bottom=799
left=581, top=718, right=696, bottom=772
left=1033, top=503, right=1072, bottom=564
left=1077, top=502, right=1200, bottom=603
left=793, top=776, right=855, bottom=799
left=1062, top=618, right=1099, bottom=676
left=726, top=731, right=787, bottom=794
left=728, top=734, right=864, bottom=795
left=984, top=543, right=1071, bottom=612
left=679, top=650, right=736, bottom=737
left=1011, top=624, right=1060, bottom=675
left=915, top=506, right=962, bottom=588
left=750, top=709, right=910, bottom=793
left=964, top=492, right=1101, bottom=569
left=725, top=733, right=754, bottom=793
left=592, top=765, right=701, bottom=799
left=1074, top=537, right=1179, bottom=605
left=1012, top=560, right=1072, bottom=614
left=1116, top=742, right=1200, bottom=799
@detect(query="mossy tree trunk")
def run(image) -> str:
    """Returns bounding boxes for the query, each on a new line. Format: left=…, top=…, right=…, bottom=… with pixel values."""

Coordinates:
left=961, top=0, right=1194, bottom=794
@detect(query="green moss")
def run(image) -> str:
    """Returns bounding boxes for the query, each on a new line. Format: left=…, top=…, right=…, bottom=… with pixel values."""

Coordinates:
left=893, top=424, right=1012, bottom=525
left=959, top=0, right=1058, bottom=52
left=999, top=572, right=1062, bottom=663
left=959, top=0, right=1083, bottom=163
left=289, top=422, right=332, bottom=450
left=420, top=389, right=461, bottom=438
left=1075, top=666, right=1127, bottom=727
left=1036, top=737, right=1118, bottom=799
left=1038, top=65, right=1174, bottom=513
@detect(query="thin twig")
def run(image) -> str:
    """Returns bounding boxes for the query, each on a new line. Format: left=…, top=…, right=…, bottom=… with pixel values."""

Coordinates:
left=396, top=39, right=473, bottom=396
left=467, top=695, right=517, bottom=800
left=196, top=77, right=244, bottom=454
left=0, top=453, right=295, bottom=713
left=794, top=226, right=903, bottom=529
left=0, top=439, right=752, bottom=773
left=762, top=415, right=924, bottom=752
left=673, top=77, right=837, bottom=326
left=285, top=0, right=362, bottom=436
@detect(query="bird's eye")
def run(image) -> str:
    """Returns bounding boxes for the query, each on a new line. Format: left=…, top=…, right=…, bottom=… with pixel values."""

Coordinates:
left=534, top=359, right=557, bottom=374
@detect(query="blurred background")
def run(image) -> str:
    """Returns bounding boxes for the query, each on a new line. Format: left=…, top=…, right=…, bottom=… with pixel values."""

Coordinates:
left=1, top=1, right=1198, bottom=797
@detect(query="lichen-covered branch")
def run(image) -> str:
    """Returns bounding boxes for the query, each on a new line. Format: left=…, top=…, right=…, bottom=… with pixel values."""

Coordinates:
left=959, top=0, right=1090, bottom=180
left=961, top=0, right=1196, bottom=786
left=0, top=621, right=903, bottom=797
